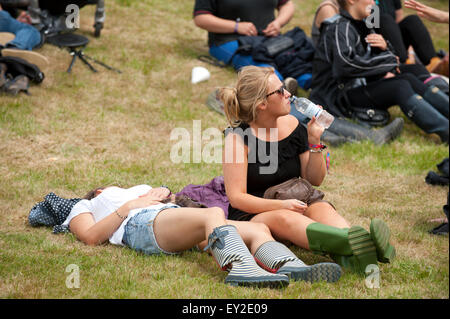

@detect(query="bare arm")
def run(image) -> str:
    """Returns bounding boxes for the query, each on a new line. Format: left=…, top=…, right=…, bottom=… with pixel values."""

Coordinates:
left=314, top=4, right=339, bottom=29
left=69, top=190, right=169, bottom=246
left=404, top=0, right=449, bottom=24
left=194, top=13, right=257, bottom=36
left=395, top=8, right=404, bottom=23
left=263, top=0, right=295, bottom=36
left=300, top=117, right=326, bottom=186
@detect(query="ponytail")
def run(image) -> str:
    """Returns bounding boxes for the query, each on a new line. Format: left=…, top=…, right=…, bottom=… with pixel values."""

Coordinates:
left=218, top=87, right=241, bottom=127
left=218, top=66, right=274, bottom=127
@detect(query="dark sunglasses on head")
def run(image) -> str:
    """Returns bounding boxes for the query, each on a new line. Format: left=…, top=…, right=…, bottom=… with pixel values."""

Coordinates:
left=266, top=83, right=286, bottom=98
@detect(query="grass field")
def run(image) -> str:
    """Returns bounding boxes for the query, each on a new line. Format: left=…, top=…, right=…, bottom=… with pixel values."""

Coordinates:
left=0, top=0, right=448, bottom=299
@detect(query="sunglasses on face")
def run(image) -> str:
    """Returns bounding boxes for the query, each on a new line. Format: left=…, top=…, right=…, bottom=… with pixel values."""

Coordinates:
left=266, top=83, right=286, bottom=98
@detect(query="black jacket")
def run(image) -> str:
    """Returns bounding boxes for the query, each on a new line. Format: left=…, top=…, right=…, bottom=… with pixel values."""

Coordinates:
left=309, top=10, right=399, bottom=117
left=237, top=27, right=315, bottom=79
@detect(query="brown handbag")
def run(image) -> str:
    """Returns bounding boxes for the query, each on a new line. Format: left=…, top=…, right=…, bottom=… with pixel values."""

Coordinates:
left=262, top=177, right=325, bottom=205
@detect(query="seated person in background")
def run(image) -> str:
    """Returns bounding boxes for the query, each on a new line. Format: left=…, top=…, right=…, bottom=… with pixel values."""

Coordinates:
left=311, top=0, right=448, bottom=79
left=309, top=0, right=449, bottom=143
left=311, top=0, right=340, bottom=48
left=0, top=3, right=48, bottom=69
left=66, top=184, right=342, bottom=286
left=193, top=0, right=313, bottom=90
left=375, top=0, right=447, bottom=77
left=220, top=65, right=396, bottom=274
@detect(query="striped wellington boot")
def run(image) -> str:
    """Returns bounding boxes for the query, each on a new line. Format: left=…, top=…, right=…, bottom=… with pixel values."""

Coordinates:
left=254, top=241, right=342, bottom=283
left=204, top=225, right=289, bottom=287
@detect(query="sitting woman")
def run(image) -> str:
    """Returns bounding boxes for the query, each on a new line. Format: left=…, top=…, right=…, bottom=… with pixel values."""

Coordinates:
left=193, top=0, right=313, bottom=90
left=64, top=183, right=342, bottom=286
left=220, top=65, right=396, bottom=274
left=309, top=0, right=449, bottom=143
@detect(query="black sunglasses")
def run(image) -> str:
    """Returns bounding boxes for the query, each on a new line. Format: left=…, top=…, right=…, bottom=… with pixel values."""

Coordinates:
left=266, top=83, right=286, bottom=98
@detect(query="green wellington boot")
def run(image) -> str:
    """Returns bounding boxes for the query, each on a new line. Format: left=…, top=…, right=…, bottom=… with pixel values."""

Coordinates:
left=306, top=223, right=378, bottom=274
left=370, top=218, right=396, bottom=263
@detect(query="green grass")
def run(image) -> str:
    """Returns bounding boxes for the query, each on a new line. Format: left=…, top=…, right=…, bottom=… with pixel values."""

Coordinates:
left=0, top=0, right=448, bottom=299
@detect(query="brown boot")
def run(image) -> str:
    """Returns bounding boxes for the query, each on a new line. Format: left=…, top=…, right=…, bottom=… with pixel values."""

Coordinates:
left=3, top=75, right=30, bottom=95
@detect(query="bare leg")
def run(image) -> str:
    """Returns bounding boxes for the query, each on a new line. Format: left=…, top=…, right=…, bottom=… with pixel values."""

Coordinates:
left=251, top=209, right=316, bottom=250
left=226, top=220, right=274, bottom=254
left=152, top=207, right=226, bottom=253
left=303, top=202, right=350, bottom=229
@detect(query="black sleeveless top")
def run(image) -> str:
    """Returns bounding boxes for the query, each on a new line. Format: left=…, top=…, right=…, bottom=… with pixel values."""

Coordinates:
left=225, top=120, right=309, bottom=221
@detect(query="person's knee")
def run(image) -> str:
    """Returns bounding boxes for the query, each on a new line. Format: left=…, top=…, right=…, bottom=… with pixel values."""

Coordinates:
left=401, top=14, right=424, bottom=29
left=251, top=222, right=271, bottom=235
left=206, top=207, right=226, bottom=220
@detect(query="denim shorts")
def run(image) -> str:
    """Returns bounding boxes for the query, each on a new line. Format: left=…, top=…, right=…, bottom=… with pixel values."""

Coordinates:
left=122, top=204, right=179, bottom=255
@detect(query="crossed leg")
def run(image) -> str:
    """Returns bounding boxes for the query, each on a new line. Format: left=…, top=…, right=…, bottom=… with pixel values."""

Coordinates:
left=251, top=202, right=350, bottom=250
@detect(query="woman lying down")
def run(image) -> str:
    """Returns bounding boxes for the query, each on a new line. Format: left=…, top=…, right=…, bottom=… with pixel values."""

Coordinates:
left=63, top=184, right=342, bottom=287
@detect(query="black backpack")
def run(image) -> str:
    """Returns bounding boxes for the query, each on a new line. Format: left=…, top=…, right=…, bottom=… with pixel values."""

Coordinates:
left=0, top=56, right=45, bottom=84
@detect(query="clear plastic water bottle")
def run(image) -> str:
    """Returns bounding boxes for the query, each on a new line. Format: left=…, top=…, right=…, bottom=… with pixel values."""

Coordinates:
left=290, top=96, right=335, bottom=129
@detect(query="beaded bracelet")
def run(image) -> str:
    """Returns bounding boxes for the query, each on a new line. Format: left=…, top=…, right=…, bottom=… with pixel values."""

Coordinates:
left=115, top=210, right=126, bottom=220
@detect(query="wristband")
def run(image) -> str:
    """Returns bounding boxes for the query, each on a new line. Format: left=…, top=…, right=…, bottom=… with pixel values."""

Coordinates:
left=234, top=18, right=240, bottom=34
left=309, top=143, right=327, bottom=150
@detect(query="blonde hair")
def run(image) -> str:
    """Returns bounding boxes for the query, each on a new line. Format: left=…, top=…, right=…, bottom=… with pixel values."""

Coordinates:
left=218, top=66, right=274, bottom=127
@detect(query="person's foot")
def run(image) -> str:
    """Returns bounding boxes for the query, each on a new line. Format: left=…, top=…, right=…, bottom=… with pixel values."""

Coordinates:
left=3, top=74, right=30, bottom=95
left=206, top=88, right=225, bottom=115
left=0, top=48, right=48, bottom=71
left=370, top=117, right=404, bottom=145
left=283, top=77, right=298, bottom=96
left=0, top=63, right=8, bottom=89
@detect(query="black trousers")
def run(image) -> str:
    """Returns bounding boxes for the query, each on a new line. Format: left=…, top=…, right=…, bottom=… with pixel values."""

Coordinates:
left=345, top=73, right=427, bottom=110
left=378, top=13, right=436, bottom=65
left=38, top=0, right=97, bottom=16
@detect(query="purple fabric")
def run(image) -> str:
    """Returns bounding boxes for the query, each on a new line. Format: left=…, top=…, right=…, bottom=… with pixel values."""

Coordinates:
left=176, top=176, right=229, bottom=218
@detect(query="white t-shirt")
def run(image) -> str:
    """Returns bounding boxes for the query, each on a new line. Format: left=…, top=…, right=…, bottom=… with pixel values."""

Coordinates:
left=62, top=184, right=172, bottom=246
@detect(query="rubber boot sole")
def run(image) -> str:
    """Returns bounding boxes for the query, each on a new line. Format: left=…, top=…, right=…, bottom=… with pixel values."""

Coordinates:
left=225, top=274, right=289, bottom=288
left=347, top=226, right=378, bottom=274
left=1, top=48, right=49, bottom=72
left=278, top=262, right=342, bottom=283
left=370, top=218, right=396, bottom=263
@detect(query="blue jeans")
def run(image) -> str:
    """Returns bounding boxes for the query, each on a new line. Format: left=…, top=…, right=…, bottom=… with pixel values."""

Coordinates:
left=123, top=204, right=180, bottom=255
left=0, top=11, right=41, bottom=50
left=210, top=40, right=312, bottom=90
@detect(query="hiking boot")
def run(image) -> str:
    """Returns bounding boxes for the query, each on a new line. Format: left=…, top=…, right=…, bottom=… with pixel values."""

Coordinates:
left=283, top=77, right=298, bottom=96
left=206, top=88, right=225, bottom=116
left=1, top=48, right=49, bottom=71
left=0, top=63, right=8, bottom=89
left=3, top=75, right=30, bottom=95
